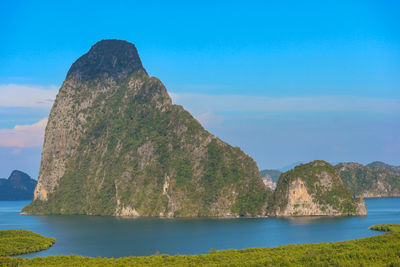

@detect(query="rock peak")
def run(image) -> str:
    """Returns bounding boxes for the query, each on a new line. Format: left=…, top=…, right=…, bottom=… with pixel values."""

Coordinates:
left=66, top=39, right=145, bottom=82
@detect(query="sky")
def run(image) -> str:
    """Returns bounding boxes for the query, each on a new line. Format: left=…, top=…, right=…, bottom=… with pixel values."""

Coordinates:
left=0, top=0, right=399, bottom=178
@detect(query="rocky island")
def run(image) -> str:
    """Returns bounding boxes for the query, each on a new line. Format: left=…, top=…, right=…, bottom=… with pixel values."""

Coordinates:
left=22, top=39, right=272, bottom=217
left=0, top=170, right=36, bottom=200
left=337, top=162, right=400, bottom=198
left=272, top=160, right=366, bottom=216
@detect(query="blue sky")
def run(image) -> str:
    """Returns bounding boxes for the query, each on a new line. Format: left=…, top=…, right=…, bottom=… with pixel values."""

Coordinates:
left=0, top=0, right=399, bottom=178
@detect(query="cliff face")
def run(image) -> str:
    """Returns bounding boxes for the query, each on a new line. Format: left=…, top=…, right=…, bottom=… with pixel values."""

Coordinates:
left=0, top=170, right=36, bottom=200
left=272, top=160, right=366, bottom=216
left=337, top=162, right=400, bottom=198
left=22, top=39, right=271, bottom=217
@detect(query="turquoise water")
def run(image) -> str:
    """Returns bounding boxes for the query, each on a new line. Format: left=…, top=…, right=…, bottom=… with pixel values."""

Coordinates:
left=1, top=198, right=399, bottom=257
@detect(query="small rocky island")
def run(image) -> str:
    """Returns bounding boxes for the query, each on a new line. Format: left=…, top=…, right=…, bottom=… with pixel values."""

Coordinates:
left=272, top=160, right=367, bottom=216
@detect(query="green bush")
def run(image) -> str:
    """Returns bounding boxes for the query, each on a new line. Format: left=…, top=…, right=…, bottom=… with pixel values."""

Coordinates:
left=0, top=230, right=55, bottom=256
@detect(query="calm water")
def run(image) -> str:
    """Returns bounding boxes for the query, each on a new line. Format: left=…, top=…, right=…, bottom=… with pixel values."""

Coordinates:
left=0, top=198, right=399, bottom=258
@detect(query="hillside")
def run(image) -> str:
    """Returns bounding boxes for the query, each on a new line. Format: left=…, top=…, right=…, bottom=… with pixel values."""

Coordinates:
left=22, top=39, right=272, bottom=217
left=367, top=161, right=400, bottom=174
left=272, top=160, right=366, bottom=216
left=0, top=170, right=36, bottom=200
left=337, top=162, right=400, bottom=198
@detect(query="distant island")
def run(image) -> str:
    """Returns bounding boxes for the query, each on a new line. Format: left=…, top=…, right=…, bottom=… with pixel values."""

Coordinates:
left=338, top=162, right=400, bottom=198
left=260, top=169, right=280, bottom=190
left=261, top=161, right=400, bottom=199
left=0, top=170, right=36, bottom=200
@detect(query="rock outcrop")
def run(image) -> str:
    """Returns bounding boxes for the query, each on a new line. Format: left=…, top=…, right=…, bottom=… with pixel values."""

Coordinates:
left=272, top=160, right=366, bottom=216
left=262, top=176, right=277, bottom=191
left=337, top=162, right=400, bottom=198
left=355, top=197, right=367, bottom=215
left=260, top=169, right=281, bottom=182
left=0, top=170, right=36, bottom=200
left=22, top=39, right=271, bottom=217
left=260, top=169, right=280, bottom=191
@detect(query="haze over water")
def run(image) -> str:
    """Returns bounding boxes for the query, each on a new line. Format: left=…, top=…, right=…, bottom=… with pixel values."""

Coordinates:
left=0, top=198, right=399, bottom=257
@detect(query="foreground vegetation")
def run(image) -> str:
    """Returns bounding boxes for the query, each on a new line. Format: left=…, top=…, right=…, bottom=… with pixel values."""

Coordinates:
left=0, top=224, right=399, bottom=266
left=0, top=230, right=55, bottom=256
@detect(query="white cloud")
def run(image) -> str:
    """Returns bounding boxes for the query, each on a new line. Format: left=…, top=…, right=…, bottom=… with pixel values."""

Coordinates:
left=168, top=92, right=179, bottom=103
left=170, top=93, right=400, bottom=114
left=0, top=118, right=47, bottom=148
left=194, top=112, right=224, bottom=128
left=0, top=84, right=58, bottom=108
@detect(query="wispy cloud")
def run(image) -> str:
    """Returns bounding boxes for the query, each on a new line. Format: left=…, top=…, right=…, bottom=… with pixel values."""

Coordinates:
left=0, top=84, right=58, bottom=108
left=194, top=112, right=224, bottom=128
left=170, top=93, right=400, bottom=113
left=0, top=118, right=47, bottom=148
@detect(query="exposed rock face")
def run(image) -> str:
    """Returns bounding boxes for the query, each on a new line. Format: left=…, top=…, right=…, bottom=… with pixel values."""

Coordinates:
left=260, top=169, right=280, bottom=190
left=66, top=39, right=145, bottom=82
left=262, top=175, right=277, bottom=191
left=0, top=170, right=36, bottom=200
left=355, top=198, right=367, bottom=216
left=337, top=162, right=400, bottom=198
left=260, top=169, right=280, bottom=181
left=272, top=160, right=366, bottom=216
left=23, top=39, right=271, bottom=217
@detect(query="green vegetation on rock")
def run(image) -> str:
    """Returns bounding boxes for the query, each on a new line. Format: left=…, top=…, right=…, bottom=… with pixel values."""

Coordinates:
left=367, top=161, right=400, bottom=174
left=272, top=160, right=362, bottom=216
left=1, top=225, right=399, bottom=266
left=337, top=162, right=400, bottom=198
left=22, top=39, right=271, bottom=217
left=0, top=230, right=55, bottom=256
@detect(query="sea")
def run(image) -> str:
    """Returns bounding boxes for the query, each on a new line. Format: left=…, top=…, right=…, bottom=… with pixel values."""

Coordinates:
left=0, top=197, right=399, bottom=258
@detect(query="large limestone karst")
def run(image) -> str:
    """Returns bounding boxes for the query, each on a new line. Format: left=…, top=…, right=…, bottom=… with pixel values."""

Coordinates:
left=271, top=160, right=366, bottom=216
left=22, top=39, right=271, bottom=217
